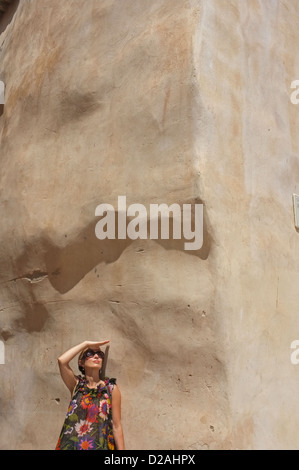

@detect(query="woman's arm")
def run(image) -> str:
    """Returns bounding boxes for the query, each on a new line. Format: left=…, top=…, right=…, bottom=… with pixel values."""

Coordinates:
left=112, top=385, right=125, bottom=450
left=57, top=340, right=110, bottom=394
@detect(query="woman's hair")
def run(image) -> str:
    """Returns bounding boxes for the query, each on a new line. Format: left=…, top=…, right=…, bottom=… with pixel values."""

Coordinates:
left=78, top=358, right=85, bottom=375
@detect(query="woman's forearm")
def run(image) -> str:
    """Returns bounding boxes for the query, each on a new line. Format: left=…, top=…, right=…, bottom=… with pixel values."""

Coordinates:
left=113, top=423, right=125, bottom=450
left=57, top=341, right=88, bottom=365
left=58, top=340, right=110, bottom=366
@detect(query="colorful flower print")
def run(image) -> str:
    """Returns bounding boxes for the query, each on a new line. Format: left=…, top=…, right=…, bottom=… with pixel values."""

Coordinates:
left=56, top=376, right=116, bottom=450
left=77, top=436, right=95, bottom=450
left=75, top=419, right=93, bottom=437
left=66, top=400, right=77, bottom=417
left=81, top=394, right=92, bottom=409
left=107, top=433, right=115, bottom=450
left=99, top=399, right=110, bottom=420
left=86, top=404, right=99, bottom=423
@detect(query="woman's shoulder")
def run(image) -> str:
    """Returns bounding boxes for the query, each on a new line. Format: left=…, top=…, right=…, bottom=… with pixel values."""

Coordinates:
left=76, top=374, right=86, bottom=384
left=106, top=377, right=117, bottom=385
left=73, top=374, right=87, bottom=391
left=103, top=377, right=117, bottom=394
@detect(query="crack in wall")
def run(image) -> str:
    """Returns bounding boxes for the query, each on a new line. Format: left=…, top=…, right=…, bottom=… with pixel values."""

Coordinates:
left=8, top=269, right=48, bottom=284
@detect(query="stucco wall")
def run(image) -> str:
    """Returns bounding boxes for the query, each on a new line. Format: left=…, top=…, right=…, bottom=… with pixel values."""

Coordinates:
left=0, top=0, right=299, bottom=450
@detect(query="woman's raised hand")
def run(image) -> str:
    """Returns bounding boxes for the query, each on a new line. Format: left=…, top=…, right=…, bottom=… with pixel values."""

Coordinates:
left=86, top=340, right=110, bottom=349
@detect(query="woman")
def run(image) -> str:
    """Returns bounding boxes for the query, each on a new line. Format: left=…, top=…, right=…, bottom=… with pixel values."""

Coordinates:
left=55, top=340, right=125, bottom=450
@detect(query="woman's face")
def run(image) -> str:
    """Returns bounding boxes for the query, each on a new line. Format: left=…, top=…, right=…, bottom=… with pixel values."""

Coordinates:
left=81, top=349, right=104, bottom=371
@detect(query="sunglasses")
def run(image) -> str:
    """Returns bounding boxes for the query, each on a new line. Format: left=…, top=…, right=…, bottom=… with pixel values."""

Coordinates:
left=83, top=349, right=105, bottom=360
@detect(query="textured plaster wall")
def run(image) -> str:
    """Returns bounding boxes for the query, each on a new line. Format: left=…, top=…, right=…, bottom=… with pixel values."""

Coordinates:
left=0, top=0, right=299, bottom=450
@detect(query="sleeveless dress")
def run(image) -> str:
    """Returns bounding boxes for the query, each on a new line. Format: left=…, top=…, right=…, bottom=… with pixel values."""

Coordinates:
left=55, top=376, right=116, bottom=450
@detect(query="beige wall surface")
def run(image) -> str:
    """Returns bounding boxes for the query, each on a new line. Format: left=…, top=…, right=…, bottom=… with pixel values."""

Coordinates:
left=0, top=0, right=299, bottom=450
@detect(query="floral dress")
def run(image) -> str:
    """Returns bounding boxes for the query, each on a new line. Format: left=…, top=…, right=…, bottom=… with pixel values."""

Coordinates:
left=56, top=376, right=116, bottom=450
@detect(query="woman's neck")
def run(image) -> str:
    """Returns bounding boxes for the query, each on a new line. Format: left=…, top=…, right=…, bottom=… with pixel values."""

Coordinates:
left=84, top=371, right=103, bottom=388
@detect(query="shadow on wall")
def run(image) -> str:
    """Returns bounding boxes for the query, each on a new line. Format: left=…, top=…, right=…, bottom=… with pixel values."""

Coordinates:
left=0, top=0, right=20, bottom=35
left=0, top=201, right=211, bottom=336
left=14, top=200, right=211, bottom=295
